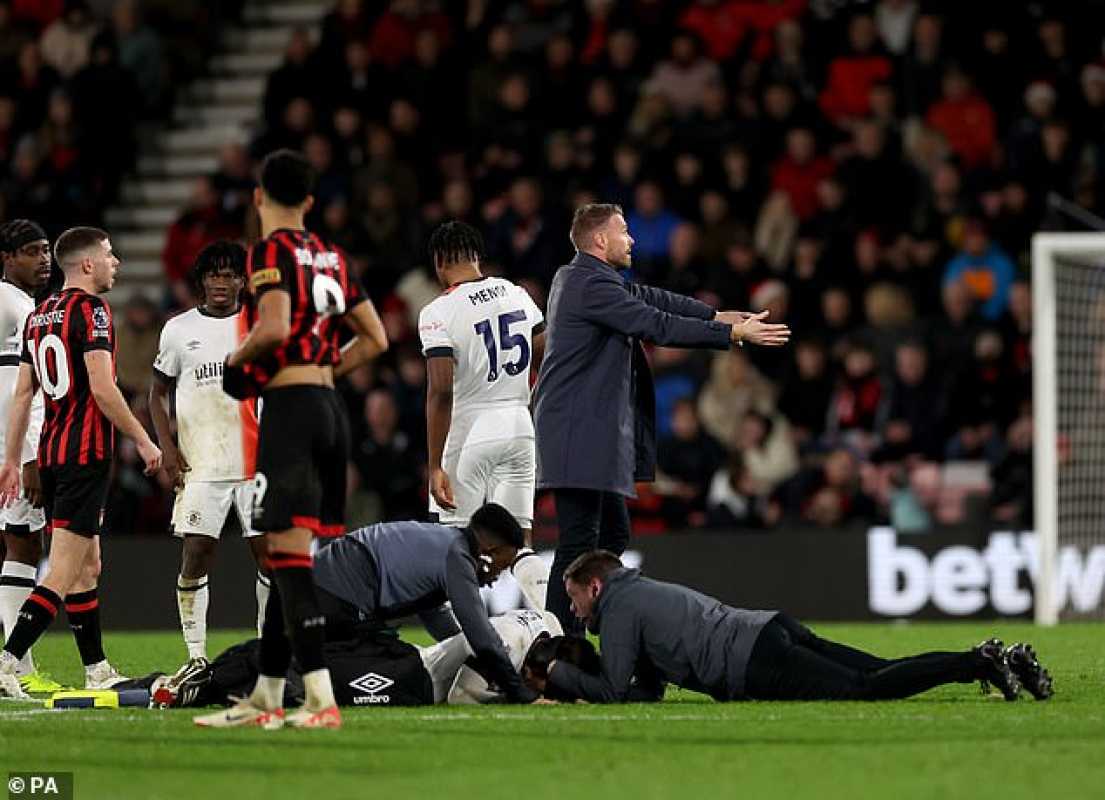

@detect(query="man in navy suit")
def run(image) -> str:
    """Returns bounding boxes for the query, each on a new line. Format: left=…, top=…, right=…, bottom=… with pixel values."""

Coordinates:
left=533, top=203, right=789, bottom=628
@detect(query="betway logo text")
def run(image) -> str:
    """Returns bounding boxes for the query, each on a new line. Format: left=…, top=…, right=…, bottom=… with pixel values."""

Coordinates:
left=868, top=528, right=1105, bottom=616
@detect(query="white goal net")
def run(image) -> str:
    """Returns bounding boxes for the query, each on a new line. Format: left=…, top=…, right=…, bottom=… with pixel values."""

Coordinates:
left=1032, top=233, right=1105, bottom=624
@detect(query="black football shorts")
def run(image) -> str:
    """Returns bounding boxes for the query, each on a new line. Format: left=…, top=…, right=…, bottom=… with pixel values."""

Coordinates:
left=41, top=460, right=111, bottom=538
left=251, top=385, right=349, bottom=537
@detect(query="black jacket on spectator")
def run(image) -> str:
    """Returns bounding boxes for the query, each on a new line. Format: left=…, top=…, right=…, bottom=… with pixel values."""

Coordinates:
left=535, top=252, right=732, bottom=497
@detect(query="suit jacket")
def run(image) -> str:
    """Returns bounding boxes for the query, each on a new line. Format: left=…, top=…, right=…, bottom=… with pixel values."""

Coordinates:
left=534, top=252, right=732, bottom=496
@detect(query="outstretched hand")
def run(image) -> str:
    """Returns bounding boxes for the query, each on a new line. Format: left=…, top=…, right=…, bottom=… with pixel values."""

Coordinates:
left=734, top=311, right=790, bottom=347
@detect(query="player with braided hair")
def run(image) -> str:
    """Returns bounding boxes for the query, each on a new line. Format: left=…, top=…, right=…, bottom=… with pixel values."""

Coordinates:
left=149, top=240, right=270, bottom=698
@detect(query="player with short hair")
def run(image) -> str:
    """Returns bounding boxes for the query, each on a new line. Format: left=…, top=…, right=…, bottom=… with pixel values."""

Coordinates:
left=419, top=221, right=545, bottom=540
left=304, top=502, right=542, bottom=705
left=536, top=550, right=1053, bottom=704
left=0, top=219, right=64, bottom=695
left=195, top=149, right=387, bottom=729
left=0, top=226, right=162, bottom=699
left=160, top=543, right=563, bottom=708
left=149, top=241, right=270, bottom=693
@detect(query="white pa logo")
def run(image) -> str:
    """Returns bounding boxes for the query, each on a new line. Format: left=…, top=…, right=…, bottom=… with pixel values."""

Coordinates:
left=349, top=672, right=394, bottom=705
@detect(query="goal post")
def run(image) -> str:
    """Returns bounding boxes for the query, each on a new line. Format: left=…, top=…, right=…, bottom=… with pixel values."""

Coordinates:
left=1031, top=233, right=1105, bottom=625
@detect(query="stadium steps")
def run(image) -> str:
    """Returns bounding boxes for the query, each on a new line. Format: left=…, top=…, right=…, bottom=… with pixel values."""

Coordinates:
left=106, top=0, right=331, bottom=299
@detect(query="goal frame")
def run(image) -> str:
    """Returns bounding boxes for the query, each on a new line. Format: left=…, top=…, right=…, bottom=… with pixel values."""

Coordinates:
left=1031, top=233, right=1105, bottom=624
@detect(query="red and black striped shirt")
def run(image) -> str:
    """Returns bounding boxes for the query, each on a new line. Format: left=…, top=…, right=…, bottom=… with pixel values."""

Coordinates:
left=244, top=228, right=365, bottom=388
left=20, top=288, right=115, bottom=466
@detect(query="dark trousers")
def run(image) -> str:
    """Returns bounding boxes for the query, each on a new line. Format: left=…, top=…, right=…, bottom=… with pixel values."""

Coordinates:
left=546, top=488, right=631, bottom=630
left=745, top=614, right=983, bottom=701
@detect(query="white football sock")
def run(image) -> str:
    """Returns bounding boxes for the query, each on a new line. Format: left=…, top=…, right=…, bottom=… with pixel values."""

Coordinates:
left=250, top=674, right=285, bottom=711
left=511, top=550, right=549, bottom=610
left=0, top=561, right=37, bottom=675
left=302, top=668, right=336, bottom=711
left=255, top=572, right=270, bottom=638
left=176, top=574, right=209, bottom=660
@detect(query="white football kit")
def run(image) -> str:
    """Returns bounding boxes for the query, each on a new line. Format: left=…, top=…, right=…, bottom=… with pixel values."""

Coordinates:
left=418, top=608, right=563, bottom=704
left=153, top=309, right=259, bottom=539
left=0, top=281, right=44, bottom=531
left=418, top=277, right=544, bottom=527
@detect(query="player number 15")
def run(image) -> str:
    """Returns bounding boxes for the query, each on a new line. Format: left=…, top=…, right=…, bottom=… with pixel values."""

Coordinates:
left=474, top=310, right=530, bottom=382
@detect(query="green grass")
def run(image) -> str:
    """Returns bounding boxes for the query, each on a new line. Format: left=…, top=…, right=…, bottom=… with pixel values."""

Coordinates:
left=1, top=623, right=1102, bottom=800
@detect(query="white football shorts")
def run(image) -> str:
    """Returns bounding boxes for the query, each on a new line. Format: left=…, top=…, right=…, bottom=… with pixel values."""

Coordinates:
left=172, top=479, right=259, bottom=538
left=429, top=437, right=535, bottom=528
left=0, top=496, right=46, bottom=533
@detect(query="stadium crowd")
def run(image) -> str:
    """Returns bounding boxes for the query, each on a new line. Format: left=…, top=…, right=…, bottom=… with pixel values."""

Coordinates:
left=6, top=0, right=1105, bottom=539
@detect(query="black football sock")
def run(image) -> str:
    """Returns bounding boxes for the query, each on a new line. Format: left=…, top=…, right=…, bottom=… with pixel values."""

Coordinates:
left=269, top=551, right=326, bottom=674
left=3, top=586, right=61, bottom=661
left=258, top=581, right=292, bottom=678
left=65, top=589, right=106, bottom=666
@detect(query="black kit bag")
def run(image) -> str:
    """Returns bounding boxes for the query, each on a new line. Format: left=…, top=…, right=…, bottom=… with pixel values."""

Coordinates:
left=325, top=632, right=434, bottom=707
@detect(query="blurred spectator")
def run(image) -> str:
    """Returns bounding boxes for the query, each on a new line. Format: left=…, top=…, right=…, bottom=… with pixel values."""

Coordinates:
left=70, top=30, right=140, bottom=194
left=368, top=0, right=450, bottom=68
left=210, top=140, right=253, bottom=224
left=162, top=176, right=239, bottom=299
left=945, top=329, right=1020, bottom=462
left=40, top=0, right=95, bottom=79
left=652, top=345, right=702, bottom=438
left=990, top=413, right=1033, bottom=528
left=353, top=124, right=419, bottom=213
left=942, top=219, right=1016, bottom=321
left=875, top=0, right=917, bottom=56
left=897, top=13, right=944, bottom=116
left=646, top=30, right=720, bottom=118
left=773, top=448, right=877, bottom=526
left=706, top=451, right=769, bottom=529
left=0, top=1, right=32, bottom=65
left=770, top=127, right=834, bottom=222
left=835, top=119, right=915, bottom=231
left=9, top=41, right=60, bottom=134
left=353, top=388, right=423, bottom=521
left=825, top=340, right=884, bottom=451
left=925, top=68, right=996, bottom=171
left=698, top=349, right=775, bottom=446
left=875, top=340, right=947, bottom=461
left=626, top=180, right=681, bottom=275
left=818, top=13, right=892, bottom=125
left=114, top=294, right=160, bottom=397
left=778, top=338, right=834, bottom=448
left=112, top=0, right=164, bottom=115
left=263, top=27, right=315, bottom=130
left=736, top=410, right=799, bottom=492
left=327, top=39, right=384, bottom=123
left=487, top=176, right=561, bottom=284
left=656, top=397, right=725, bottom=522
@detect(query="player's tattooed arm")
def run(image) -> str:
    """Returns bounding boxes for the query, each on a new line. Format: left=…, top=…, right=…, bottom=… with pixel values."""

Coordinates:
left=227, top=290, right=291, bottom=367
left=334, top=298, right=388, bottom=378
left=426, top=355, right=456, bottom=511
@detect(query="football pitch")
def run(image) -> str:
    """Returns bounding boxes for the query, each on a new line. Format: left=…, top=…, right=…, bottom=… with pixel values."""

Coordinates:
left=1, top=622, right=1102, bottom=800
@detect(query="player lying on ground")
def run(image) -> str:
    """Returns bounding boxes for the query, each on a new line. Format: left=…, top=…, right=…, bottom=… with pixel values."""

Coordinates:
left=528, top=550, right=1054, bottom=704
left=155, top=609, right=586, bottom=708
left=150, top=242, right=270, bottom=691
left=192, top=502, right=544, bottom=722
left=0, top=220, right=64, bottom=694
left=0, top=227, right=163, bottom=700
